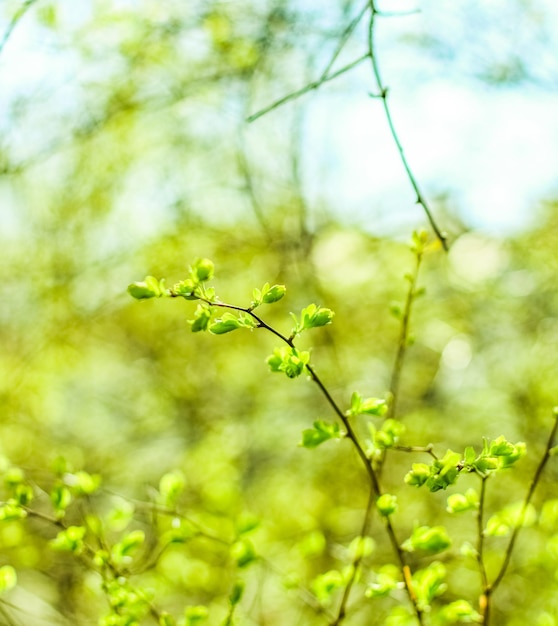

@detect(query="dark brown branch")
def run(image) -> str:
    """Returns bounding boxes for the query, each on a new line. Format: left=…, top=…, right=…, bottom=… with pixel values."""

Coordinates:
left=195, top=295, right=425, bottom=624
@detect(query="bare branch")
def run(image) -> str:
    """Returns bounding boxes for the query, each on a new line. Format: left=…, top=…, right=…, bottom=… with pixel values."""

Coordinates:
left=247, top=54, right=370, bottom=123
left=367, top=1, right=449, bottom=250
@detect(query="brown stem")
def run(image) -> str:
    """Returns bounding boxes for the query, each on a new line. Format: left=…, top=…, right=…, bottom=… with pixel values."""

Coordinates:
left=197, top=296, right=425, bottom=624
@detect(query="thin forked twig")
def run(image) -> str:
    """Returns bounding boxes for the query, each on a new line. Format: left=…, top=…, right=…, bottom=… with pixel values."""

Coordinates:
left=367, top=1, right=448, bottom=250
left=482, top=409, right=558, bottom=622
left=247, top=53, right=370, bottom=123
left=320, top=1, right=369, bottom=80
left=247, top=2, right=369, bottom=122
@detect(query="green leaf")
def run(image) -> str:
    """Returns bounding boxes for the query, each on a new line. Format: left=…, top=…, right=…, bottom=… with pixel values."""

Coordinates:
left=209, top=313, right=241, bottom=334
left=0, top=565, right=17, bottom=595
left=459, top=542, right=478, bottom=559
left=447, top=488, right=479, bottom=514
left=348, top=535, right=375, bottom=560
left=292, top=303, right=335, bottom=335
left=229, top=580, right=244, bottom=606
left=438, top=599, right=482, bottom=623
left=172, top=278, right=197, bottom=298
left=412, top=561, right=447, bottom=610
left=159, top=470, right=186, bottom=508
left=235, top=512, right=260, bottom=535
left=499, top=441, right=526, bottom=468
left=191, top=258, right=214, bottom=282
left=405, top=451, right=462, bottom=492
left=485, top=502, right=536, bottom=537
left=189, top=304, right=212, bottom=332
left=251, top=286, right=263, bottom=307
left=446, top=493, right=471, bottom=514
left=311, top=569, right=344, bottom=604
left=67, top=470, right=102, bottom=495
left=389, top=301, right=403, bottom=319
left=489, top=435, right=516, bottom=456
left=402, top=526, right=452, bottom=555
left=128, top=276, right=166, bottom=299
left=160, top=518, right=199, bottom=545
left=184, top=606, right=209, bottom=626
left=297, top=530, right=326, bottom=558
left=374, top=419, right=404, bottom=449
left=237, top=313, right=257, bottom=329
left=14, top=484, right=33, bottom=506
left=404, top=463, right=431, bottom=487
left=51, top=526, right=86, bottom=553
left=3, top=467, right=24, bottom=487
left=376, top=494, right=398, bottom=517
left=410, top=229, right=429, bottom=254
left=348, top=392, right=387, bottom=417
left=262, top=284, right=286, bottom=304
left=472, top=456, right=499, bottom=475
left=51, top=484, right=72, bottom=517
left=365, top=565, right=400, bottom=599
left=266, top=346, right=310, bottom=379
left=361, top=397, right=388, bottom=417
left=231, top=539, right=257, bottom=568
left=0, top=501, right=27, bottom=521
left=300, top=420, right=341, bottom=448
left=464, top=446, right=476, bottom=465
left=159, top=612, right=177, bottom=626
left=112, top=530, right=145, bottom=562
left=106, top=501, right=135, bottom=532
left=385, top=606, right=416, bottom=626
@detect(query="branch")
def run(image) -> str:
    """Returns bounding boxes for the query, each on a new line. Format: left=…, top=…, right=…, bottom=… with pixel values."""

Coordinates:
left=392, top=444, right=438, bottom=460
left=489, top=409, right=558, bottom=593
left=476, top=476, right=490, bottom=623
left=367, top=1, right=448, bottom=251
left=247, top=2, right=369, bottom=123
left=247, top=54, right=370, bottom=123
left=388, top=244, right=424, bottom=419
left=320, top=1, right=369, bottom=81
left=197, top=296, right=426, bottom=624
left=329, top=488, right=376, bottom=625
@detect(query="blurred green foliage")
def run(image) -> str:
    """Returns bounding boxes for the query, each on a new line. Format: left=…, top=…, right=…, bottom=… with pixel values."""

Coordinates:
left=1, top=1, right=558, bottom=625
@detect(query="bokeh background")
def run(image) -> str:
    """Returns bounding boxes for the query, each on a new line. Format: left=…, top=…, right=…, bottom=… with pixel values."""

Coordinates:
left=1, top=1, right=558, bottom=624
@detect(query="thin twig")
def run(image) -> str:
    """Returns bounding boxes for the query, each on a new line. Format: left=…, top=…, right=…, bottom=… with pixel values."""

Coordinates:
left=367, top=1, right=448, bottom=251
left=187, top=294, right=426, bottom=624
left=376, top=9, right=421, bottom=18
left=248, top=2, right=370, bottom=123
left=476, top=476, right=490, bottom=622
left=320, top=1, right=369, bottom=81
left=392, top=444, right=438, bottom=460
left=388, top=246, right=424, bottom=419
left=329, top=489, right=376, bottom=625
left=488, top=410, right=558, bottom=595
left=331, top=240, right=427, bottom=622
left=247, top=54, right=370, bottom=123
left=0, top=0, right=39, bottom=58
